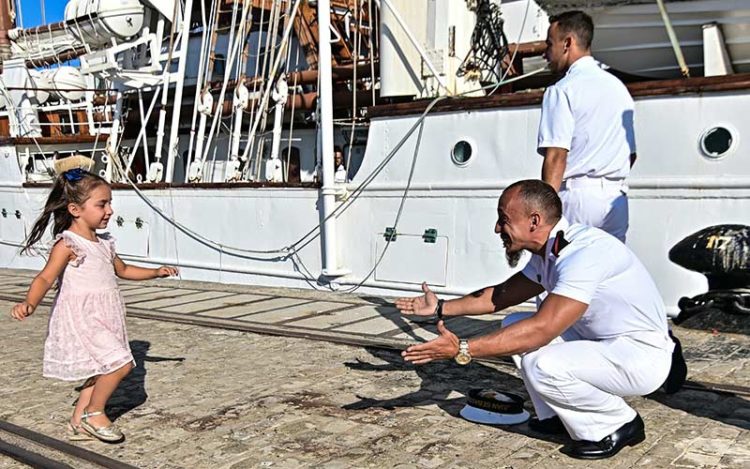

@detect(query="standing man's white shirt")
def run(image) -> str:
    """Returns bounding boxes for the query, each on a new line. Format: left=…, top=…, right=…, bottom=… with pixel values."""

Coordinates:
left=538, top=56, right=636, bottom=241
left=505, top=218, right=672, bottom=441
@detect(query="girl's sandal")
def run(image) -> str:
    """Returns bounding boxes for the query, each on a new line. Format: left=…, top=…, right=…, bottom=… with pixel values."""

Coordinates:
left=80, top=410, right=124, bottom=443
left=66, top=422, right=94, bottom=441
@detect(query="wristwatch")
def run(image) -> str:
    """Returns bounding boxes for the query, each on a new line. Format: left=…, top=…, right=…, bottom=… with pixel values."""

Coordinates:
left=455, top=339, right=472, bottom=365
left=435, top=299, right=445, bottom=320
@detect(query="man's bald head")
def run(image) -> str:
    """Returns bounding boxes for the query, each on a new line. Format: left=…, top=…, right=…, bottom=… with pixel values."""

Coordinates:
left=502, top=180, right=562, bottom=225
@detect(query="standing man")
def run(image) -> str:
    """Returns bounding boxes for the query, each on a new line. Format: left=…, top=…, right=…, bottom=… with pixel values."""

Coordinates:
left=538, top=11, right=635, bottom=242
left=333, top=146, right=347, bottom=183
left=396, top=180, right=673, bottom=459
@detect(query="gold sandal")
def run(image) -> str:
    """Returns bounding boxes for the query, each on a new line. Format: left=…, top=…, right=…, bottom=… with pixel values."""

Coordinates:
left=66, top=422, right=94, bottom=441
left=80, top=410, right=124, bottom=443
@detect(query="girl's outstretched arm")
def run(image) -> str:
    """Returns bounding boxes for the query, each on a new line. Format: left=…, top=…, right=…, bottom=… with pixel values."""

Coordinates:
left=113, top=255, right=178, bottom=281
left=11, top=242, right=73, bottom=320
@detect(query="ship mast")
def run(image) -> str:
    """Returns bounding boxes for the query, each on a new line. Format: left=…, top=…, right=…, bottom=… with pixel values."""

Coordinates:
left=0, top=0, right=12, bottom=60
left=318, top=0, right=346, bottom=277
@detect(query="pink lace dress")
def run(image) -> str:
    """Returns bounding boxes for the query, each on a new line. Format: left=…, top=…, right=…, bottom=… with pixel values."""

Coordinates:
left=43, top=230, right=134, bottom=381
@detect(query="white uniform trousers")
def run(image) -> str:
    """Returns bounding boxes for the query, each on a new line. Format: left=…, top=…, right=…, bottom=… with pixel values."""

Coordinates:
left=503, top=312, right=672, bottom=441
left=559, top=177, right=629, bottom=242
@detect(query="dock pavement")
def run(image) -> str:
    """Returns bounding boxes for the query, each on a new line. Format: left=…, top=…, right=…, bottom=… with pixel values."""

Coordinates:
left=0, top=268, right=748, bottom=468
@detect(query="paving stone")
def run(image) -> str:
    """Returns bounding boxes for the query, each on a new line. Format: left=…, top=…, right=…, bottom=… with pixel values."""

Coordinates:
left=120, top=286, right=173, bottom=299
left=289, top=305, right=395, bottom=329
left=127, top=290, right=227, bottom=308
left=234, top=300, right=347, bottom=321
left=675, top=451, right=723, bottom=467
left=336, top=316, right=404, bottom=335
left=158, top=293, right=270, bottom=313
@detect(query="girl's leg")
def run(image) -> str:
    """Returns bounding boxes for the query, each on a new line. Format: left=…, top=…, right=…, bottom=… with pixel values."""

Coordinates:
left=71, top=377, right=97, bottom=426
left=83, top=363, right=133, bottom=427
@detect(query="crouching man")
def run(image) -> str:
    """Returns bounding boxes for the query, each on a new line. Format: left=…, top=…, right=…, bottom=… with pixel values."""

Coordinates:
left=396, top=179, right=673, bottom=459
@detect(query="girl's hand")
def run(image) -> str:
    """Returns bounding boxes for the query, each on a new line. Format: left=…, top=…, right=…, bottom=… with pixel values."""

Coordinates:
left=10, top=301, right=35, bottom=321
left=155, top=266, right=179, bottom=278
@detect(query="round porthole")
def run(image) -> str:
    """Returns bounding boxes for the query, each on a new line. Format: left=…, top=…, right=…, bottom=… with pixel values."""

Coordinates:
left=700, top=127, right=734, bottom=159
left=452, top=141, right=473, bottom=166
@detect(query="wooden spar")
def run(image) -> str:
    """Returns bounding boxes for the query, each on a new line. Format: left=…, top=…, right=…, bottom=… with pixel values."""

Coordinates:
left=24, top=46, right=88, bottom=68
left=507, top=41, right=547, bottom=58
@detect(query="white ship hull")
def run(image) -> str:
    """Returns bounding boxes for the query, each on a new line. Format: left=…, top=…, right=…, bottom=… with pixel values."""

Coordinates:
left=3, top=80, right=748, bottom=315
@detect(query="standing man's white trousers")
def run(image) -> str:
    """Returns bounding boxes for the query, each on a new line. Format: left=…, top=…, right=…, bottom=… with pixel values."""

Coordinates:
left=559, top=180, right=628, bottom=242
left=503, top=312, right=672, bottom=442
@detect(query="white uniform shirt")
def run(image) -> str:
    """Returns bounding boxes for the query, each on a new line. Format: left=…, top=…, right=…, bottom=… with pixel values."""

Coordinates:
left=521, top=217, right=668, bottom=341
left=537, top=56, right=636, bottom=181
left=334, top=164, right=347, bottom=183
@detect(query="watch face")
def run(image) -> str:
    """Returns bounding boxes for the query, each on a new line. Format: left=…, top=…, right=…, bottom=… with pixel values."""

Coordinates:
left=455, top=353, right=472, bottom=365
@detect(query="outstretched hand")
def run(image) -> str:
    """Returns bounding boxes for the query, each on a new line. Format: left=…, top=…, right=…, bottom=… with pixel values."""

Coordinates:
left=395, top=282, right=438, bottom=317
left=156, top=266, right=179, bottom=278
left=10, top=301, right=34, bottom=321
left=401, top=320, right=460, bottom=365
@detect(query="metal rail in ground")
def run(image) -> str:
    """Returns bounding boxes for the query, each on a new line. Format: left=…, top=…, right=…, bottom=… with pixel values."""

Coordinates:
left=0, top=420, right=138, bottom=469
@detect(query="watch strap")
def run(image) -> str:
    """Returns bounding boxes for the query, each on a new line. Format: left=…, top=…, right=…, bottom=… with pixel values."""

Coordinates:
left=436, top=299, right=445, bottom=320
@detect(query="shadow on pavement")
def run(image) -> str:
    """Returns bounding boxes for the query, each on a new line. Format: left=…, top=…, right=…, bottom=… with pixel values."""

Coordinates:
left=648, top=383, right=750, bottom=431
left=106, top=340, right=185, bottom=421
left=342, top=347, right=569, bottom=446
left=359, top=295, right=506, bottom=345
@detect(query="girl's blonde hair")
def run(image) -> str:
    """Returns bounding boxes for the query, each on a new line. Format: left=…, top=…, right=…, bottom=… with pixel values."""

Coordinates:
left=22, top=169, right=109, bottom=254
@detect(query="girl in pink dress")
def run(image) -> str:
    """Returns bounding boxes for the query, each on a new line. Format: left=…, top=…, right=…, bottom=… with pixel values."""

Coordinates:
left=10, top=168, right=177, bottom=443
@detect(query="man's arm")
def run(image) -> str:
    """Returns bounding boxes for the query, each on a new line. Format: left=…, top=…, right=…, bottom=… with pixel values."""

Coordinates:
left=467, top=293, right=587, bottom=357
left=395, top=272, right=543, bottom=318
left=401, top=293, right=587, bottom=364
left=442, top=272, right=543, bottom=317
left=541, top=147, right=568, bottom=192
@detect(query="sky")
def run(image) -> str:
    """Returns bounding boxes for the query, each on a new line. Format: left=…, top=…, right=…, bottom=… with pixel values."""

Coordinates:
left=16, top=0, right=66, bottom=28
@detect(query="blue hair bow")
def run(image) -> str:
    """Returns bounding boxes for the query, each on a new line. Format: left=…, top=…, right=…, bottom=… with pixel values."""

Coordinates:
left=63, top=168, right=85, bottom=182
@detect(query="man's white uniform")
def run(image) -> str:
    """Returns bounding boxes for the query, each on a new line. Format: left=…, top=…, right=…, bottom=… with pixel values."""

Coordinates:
left=538, top=56, right=636, bottom=242
left=504, top=217, right=672, bottom=442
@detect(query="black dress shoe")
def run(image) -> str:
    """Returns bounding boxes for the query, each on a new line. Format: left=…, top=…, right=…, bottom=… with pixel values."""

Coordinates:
left=661, top=331, right=687, bottom=394
left=528, top=415, right=566, bottom=435
left=564, top=414, right=646, bottom=460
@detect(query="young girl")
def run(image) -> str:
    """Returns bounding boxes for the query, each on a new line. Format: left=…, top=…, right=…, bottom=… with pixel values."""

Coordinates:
left=10, top=167, right=177, bottom=443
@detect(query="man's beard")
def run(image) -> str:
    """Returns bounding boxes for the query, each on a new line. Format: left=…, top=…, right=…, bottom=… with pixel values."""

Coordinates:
left=505, top=249, right=523, bottom=268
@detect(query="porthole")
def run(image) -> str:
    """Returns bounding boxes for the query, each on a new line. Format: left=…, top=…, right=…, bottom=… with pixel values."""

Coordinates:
left=700, top=127, right=734, bottom=159
left=451, top=140, right=473, bottom=166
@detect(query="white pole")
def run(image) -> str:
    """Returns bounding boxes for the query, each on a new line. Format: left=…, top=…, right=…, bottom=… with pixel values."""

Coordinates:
left=165, top=0, right=194, bottom=183
left=655, top=0, right=690, bottom=78
left=229, top=93, right=245, bottom=166
left=318, top=0, right=346, bottom=277
left=152, top=17, right=169, bottom=180
left=105, top=91, right=123, bottom=182
left=267, top=77, right=287, bottom=181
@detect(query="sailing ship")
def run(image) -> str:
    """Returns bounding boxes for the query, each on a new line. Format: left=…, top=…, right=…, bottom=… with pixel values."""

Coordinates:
left=0, top=0, right=749, bottom=316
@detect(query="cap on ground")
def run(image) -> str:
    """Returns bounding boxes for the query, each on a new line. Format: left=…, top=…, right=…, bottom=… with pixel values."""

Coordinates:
left=459, top=389, right=530, bottom=426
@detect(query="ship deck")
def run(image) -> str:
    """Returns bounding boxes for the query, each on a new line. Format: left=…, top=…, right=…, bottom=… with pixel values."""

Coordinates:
left=0, top=268, right=748, bottom=468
